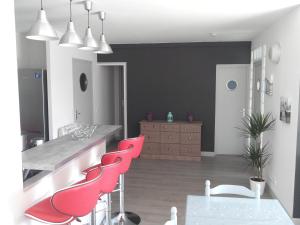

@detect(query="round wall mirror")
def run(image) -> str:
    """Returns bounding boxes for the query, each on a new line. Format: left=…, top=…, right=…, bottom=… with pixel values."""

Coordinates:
left=227, top=80, right=238, bottom=91
left=80, top=73, right=88, bottom=92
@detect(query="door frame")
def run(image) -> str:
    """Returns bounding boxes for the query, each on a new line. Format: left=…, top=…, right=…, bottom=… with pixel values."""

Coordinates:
left=248, top=45, right=267, bottom=146
left=249, top=45, right=267, bottom=116
left=214, top=64, right=250, bottom=155
left=97, top=62, right=128, bottom=139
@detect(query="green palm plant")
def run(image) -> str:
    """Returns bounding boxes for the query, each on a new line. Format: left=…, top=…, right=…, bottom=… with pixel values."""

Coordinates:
left=239, top=113, right=275, bottom=140
left=242, top=143, right=271, bottom=180
left=238, top=112, right=275, bottom=181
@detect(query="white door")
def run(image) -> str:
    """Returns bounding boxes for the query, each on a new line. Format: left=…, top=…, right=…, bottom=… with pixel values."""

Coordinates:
left=215, top=64, right=249, bottom=155
left=73, top=58, right=93, bottom=124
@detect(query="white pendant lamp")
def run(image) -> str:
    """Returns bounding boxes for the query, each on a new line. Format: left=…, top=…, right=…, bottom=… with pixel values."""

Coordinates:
left=79, top=1, right=98, bottom=51
left=94, top=11, right=113, bottom=54
left=59, top=0, right=83, bottom=47
left=26, top=0, right=58, bottom=41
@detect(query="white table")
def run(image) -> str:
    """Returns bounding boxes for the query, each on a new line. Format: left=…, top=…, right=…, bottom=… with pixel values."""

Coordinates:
left=185, top=195, right=294, bottom=225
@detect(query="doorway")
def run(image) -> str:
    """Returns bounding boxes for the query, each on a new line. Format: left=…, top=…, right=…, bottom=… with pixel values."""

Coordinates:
left=214, top=64, right=249, bottom=155
left=94, top=62, right=127, bottom=142
left=73, top=58, right=93, bottom=124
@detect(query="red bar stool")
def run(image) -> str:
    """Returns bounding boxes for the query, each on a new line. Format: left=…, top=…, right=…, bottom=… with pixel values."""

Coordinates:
left=84, top=148, right=132, bottom=225
left=112, top=135, right=145, bottom=225
left=25, top=166, right=102, bottom=225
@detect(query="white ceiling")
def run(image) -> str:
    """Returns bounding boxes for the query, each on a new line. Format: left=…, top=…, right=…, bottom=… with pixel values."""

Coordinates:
left=14, top=0, right=300, bottom=44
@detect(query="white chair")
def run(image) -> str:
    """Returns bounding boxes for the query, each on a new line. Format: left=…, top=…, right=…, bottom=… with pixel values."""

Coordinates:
left=205, top=180, right=260, bottom=199
left=164, top=207, right=177, bottom=225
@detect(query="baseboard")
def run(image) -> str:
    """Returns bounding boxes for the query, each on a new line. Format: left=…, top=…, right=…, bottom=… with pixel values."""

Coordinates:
left=201, top=151, right=216, bottom=157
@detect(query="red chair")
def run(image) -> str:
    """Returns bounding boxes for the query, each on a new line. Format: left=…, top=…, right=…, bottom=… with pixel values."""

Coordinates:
left=25, top=166, right=102, bottom=225
left=118, top=135, right=145, bottom=159
left=112, top=135, right=145, bottom=225
left=84, top=147, right=133, bottom=225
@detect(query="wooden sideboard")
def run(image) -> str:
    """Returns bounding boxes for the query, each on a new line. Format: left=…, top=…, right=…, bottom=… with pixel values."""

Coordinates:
left=139, top=120, right=202, bottom=161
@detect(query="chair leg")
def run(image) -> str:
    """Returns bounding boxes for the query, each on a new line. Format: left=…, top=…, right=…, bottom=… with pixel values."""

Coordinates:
left=111, top=174, right=141, bottom=225
left=105, top=193, right=112, bottom=225
left=90, top=208, right=97, bottom=225
left=91, top=197, right=111, bottom=225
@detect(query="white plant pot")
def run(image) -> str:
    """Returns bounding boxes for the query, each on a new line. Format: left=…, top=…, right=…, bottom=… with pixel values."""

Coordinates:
left=250, top=177, right=266, bottom=196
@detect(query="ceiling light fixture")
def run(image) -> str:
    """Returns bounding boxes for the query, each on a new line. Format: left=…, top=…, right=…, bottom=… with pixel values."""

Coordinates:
left=94, top=11, right=113, bottom=54
left=59, top=0, right=83, bottom=47
left=79, top=0, right=98, bottom=51
left=26, top=0, right=59, bottom=41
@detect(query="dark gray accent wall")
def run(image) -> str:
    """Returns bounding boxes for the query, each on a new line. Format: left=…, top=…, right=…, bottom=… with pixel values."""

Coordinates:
left=98, top=42, right=251, bottom=152
left=293, top=87, right=300, bottom=218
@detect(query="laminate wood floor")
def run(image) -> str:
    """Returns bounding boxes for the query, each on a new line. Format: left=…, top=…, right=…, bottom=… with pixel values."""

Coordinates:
left=110, top=156, right=271, bottom=225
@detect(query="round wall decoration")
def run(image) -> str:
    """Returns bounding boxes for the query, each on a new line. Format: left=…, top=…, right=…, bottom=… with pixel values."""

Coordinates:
left=227, top=80, right=238, bottom=91
left=80, top=73, right=88, bottom=92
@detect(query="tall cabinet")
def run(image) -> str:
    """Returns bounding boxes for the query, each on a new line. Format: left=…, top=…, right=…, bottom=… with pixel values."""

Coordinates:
left=139, top=120, right=202, bottom=161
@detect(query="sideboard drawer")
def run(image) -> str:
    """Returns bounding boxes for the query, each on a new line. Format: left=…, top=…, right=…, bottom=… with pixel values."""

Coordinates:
left=180, top=145, right=201, bottom=156
left=161, top=132, right=180, bottom=143
left=161, top=144, right=180, bottom=155
left=160, top=123, right=180, bottom=132
left=140, top=122, right=160, bottom=132
left=180, top=133, right=201, bottom=145
left=139, top=120, right=202, bottom=161
left=181, top=124, right=201, bottom=133
left=144, top=132, right=160, bottom=143
left=143, top=143, right=160, bottom=154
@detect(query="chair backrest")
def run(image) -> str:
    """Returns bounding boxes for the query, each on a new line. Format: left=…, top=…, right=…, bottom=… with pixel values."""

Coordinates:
left=101, top=146, right=133, bottom=174
left=164, top=207, right=177, bottom=225
left=205, top=180, right=260, bottom=199
left=118, top=135, right=145, bottom=158
left=99, top=156, right=122, bottom=193
left=51, top=166, right=102, bottom=217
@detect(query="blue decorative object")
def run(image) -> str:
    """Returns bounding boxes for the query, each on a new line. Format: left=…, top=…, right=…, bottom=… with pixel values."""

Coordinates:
left=34, top=72, right=42, bottom=79
left=167, top=112, right=173, bottom=122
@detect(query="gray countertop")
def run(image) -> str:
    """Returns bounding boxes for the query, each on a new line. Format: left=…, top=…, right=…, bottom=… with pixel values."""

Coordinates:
left=22, top=125, right=121, bottom=171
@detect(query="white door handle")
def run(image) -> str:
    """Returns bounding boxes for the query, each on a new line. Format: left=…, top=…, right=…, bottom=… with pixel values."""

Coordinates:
left=75, top=109, right=81, bottom=121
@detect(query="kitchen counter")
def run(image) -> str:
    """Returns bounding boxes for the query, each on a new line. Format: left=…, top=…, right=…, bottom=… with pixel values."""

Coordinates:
left=22, top=125, right=121, bottom=171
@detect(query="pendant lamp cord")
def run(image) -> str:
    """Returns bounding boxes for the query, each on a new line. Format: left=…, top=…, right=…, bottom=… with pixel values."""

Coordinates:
left=41, top=0, right=43, bottom=10
left=88, top=10, right=90, bottom=28
left=69, top=0, right=72, bottom=22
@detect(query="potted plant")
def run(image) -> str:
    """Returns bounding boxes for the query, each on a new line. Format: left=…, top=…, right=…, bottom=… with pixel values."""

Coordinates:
left=238, top=112, right=275, bottom=195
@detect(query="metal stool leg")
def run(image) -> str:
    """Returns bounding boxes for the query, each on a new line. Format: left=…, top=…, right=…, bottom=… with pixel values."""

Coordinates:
left=90, top=208, right=96, bottom=225
left=106, top=193, right=112, bottom=225
left=91, top=194, right=112, bottom=225
left=112, top=174, right=141, bottom=225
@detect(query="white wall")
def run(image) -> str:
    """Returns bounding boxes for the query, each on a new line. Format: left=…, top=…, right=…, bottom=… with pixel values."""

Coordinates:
left=252, top=6, right=300, bottom=217
left=93, top=65, right=116, bottom=125
left=0, top=1, right=24, bottom=224
left=16, top=33, right=46, bottom=69
left=46, top=41, right=97, bottom=139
